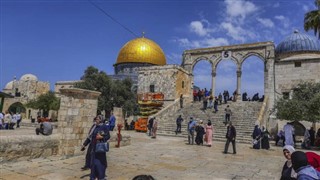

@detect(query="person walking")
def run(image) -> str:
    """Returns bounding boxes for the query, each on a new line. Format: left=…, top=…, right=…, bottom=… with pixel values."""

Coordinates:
left=205, top=120, right=213, bottom=147
left=224, top=105, right=232, bottom=125
left=151, top=117, right=158, bottom=139
left=16, top=112, right=21, bottom=128
left=175, top=115, right=183, bottom=135
left=187, top=117, right=196, bottom=145
left=89, top=116, right=110, bottom=180
left=195, top=120, right=205, bottom=145
left=147, top=117, right=154, bottom=136
left=223, top=121, right=236, bottom=154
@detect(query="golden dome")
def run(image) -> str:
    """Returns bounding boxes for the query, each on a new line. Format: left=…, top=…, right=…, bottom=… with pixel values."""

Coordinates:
left=116, top=37, right=166, bottom=65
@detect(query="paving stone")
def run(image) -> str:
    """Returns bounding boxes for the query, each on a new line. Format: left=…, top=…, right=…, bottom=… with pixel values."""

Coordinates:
left=1, top=131, right=311, bottom=179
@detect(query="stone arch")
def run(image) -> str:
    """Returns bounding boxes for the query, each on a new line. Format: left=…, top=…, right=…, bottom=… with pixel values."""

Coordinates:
left=240, top=54, right=266, bottom=99
left=8, top=102, right=26, bottom=114
left=289, top=121, right=306, bottom=136
left=182, top=42, right=275, bottom=109
left=191, top=56, right=212, bottom=72
left=239, top=52, right=266, bottom=67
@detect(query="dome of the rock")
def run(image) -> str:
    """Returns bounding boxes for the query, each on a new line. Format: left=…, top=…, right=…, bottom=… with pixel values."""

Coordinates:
left=116, top=37, right=166, bottom=65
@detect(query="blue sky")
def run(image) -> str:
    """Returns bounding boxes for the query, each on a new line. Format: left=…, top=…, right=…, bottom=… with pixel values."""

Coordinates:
left=1, top=0, right=317, bottom=97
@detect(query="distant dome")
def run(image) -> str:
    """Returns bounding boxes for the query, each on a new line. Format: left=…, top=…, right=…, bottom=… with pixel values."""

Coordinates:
left=4, top=81, right=13, bottom=90
left=20, top=74, right=38, bottom=81
left=116, top=37, right=166, bottom=65
left=276, top=30, right=320, bottom=55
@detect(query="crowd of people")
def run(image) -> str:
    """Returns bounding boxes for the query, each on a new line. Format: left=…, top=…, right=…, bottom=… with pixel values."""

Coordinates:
left=0, top=111, right=22, bottom=130
left=177, top=114, right=237, bottom=154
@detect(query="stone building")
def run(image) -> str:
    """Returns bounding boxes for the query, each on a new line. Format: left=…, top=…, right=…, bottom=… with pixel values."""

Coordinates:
left=2, top=74, right=50, bottom=118
left=275, top=30, right=320, bottom=98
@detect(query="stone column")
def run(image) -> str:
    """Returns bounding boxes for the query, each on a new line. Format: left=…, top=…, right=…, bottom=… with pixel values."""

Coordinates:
left=236, top=70, right=242, bottom=100
left=211, top=70, right=216, bottom=96
left=58, top=88, right=101, bottom=157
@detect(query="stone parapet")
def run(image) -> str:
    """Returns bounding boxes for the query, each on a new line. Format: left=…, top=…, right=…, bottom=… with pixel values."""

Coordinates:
left=0, top=134, right=60, bottom=163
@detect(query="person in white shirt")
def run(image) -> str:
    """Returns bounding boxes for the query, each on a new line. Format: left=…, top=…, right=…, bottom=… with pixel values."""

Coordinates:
left=10, top=113, right=17, bottom=129
left=4, top=111, right=12, bottom=130
left=16, top=112, right=21, bottom=128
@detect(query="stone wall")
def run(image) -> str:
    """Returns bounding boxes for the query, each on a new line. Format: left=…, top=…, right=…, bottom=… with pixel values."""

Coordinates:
left=0, top=134, right=60, bottom=163
left=58, top=88, right=101, bottom=158
left=275, top=58, right=320, bottom=94
left=137, top=65, right=191, bottom=100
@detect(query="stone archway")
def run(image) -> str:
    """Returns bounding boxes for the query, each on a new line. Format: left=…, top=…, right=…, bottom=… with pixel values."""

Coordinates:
left=182, top=42, right=275, bottom=108
left=8, top=102, right=26, bottom=114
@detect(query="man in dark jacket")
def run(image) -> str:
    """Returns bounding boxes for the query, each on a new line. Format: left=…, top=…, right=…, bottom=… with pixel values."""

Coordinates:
left=223, top=121, right=236, bottom=154
left=175, top=115, right=183, bottom=135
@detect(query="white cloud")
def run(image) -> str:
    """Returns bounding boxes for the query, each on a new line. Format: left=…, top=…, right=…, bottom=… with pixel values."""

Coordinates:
left=220, top=22, right=246, bottom=42
left=256, top=18, right=274, bottom=28
left=173, top=37, right=229, bottom=49
left=274, top=15, right=290, bottom=29
left=303, top=5, right=309, bottom=12
left=224, top=0, right=258, bottom=20
left=275, top=15, right=285, bottom=20
left=189, top=21, right=214, bottom=37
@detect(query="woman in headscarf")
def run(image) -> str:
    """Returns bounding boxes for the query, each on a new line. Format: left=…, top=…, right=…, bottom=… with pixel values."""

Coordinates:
left=252, top=125, right=261, bottom=149
left=205, top=120, right=213, bottom=147
left=90, top=116, right=110, bottom=180
left=281, top=145, right=297, bottom=180
left=195, top=120, right=205, bottom=145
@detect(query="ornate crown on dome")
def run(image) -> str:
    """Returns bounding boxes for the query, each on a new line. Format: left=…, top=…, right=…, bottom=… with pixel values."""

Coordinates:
left=20, top=74, right=38, bottom=81
left=116, top=36, right=166, bottom=65
left=276, top=30, right=320, bottom=55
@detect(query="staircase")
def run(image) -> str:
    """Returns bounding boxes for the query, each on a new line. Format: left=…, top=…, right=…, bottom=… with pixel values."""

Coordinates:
left=156, top=101, right=263, bottom=144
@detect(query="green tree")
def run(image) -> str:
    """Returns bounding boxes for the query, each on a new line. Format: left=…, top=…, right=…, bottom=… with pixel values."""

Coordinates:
left=304, top=0, right=320, bottom=39
left=75, top=66, right=138, bottom=117
left=25, top=91, right=60, bottom=112
left=275, top=82, right=320, bottom=122
left=75, top=66, right=113, bottom=113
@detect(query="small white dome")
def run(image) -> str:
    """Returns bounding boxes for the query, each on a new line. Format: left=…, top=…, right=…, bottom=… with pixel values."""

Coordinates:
left=20, top=74, right=38, bottom=81
left=4, top=81, right=13, bottom=90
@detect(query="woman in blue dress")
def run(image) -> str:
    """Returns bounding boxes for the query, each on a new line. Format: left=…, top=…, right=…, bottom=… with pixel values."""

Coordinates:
left=90, top=116, right=110, bottom=180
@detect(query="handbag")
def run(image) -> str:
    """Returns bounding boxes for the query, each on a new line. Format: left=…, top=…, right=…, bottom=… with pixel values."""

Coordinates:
left=95, top=142, right=109, bottom=153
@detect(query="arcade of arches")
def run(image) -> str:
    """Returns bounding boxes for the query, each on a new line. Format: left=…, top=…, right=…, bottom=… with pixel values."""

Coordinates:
left=182, top=42, right=275, bottom=108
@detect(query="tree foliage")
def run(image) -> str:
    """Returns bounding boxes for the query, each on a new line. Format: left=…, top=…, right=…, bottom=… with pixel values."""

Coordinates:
left=25, top=91, right=60, bottom=111
left=75, top=66, right=138, bottom=117
left=304, top=0, right=320, bottom=39
left=275, top=82, right=320, bottom=122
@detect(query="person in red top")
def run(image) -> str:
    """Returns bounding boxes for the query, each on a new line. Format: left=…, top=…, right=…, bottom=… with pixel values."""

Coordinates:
left=306, top=152, right=320, bottom=172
